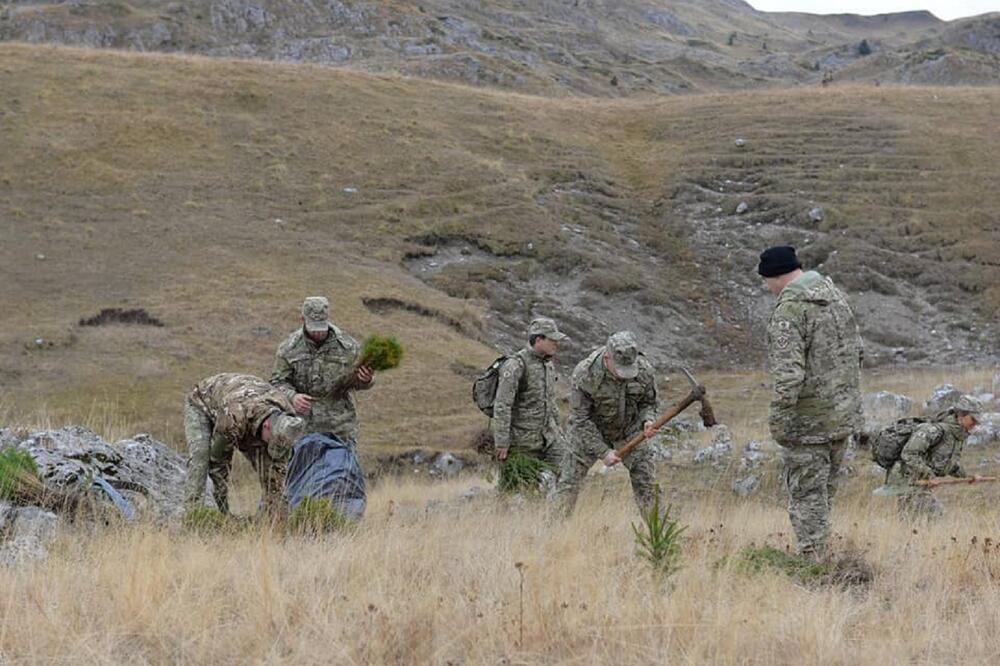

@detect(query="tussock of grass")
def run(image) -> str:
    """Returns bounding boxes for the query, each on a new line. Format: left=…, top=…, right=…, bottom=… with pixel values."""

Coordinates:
left=181, top=506, right=228, bottom=534
left=0, top=447, right=44, bottom=504
left=725, top=545, right=829, bottom=583
left=288, top=497, right=351, bottom=535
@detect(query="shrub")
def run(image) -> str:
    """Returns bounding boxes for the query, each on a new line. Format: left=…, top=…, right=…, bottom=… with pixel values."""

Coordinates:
left=0, top=447, right=45, bottom=503
left=858, top=39, right=872, bottom=56
left=726, top=545, right=828, bottom=583
left=181, top=506, right=228, bottom=533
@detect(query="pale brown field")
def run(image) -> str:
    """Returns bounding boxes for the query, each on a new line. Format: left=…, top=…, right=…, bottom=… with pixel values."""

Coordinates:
left=2, top=367, right=999, bottom=664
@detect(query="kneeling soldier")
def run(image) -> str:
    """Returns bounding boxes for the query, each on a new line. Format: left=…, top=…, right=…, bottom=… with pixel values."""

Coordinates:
left=183, top=373, right=305, bottom=515
left=554, top=331, right=660, bottom=515
left=894, top=394, right=983, bottom=519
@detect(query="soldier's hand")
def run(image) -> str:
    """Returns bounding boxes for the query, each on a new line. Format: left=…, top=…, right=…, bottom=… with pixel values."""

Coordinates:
left=969, top=475, right=980, bottom=484
left=292, top=393, right=314, bottom=414
left=603, top=450, right=621, bottom=467
left=355, top=364, right=374, bottom=385
left=496, top=447, right=509, bottom=461
left=643, top=421, right=659, bottom=439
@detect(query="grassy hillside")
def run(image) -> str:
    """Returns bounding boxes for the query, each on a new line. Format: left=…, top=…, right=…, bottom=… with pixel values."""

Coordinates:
left=1, top=44, right=998, bottom=450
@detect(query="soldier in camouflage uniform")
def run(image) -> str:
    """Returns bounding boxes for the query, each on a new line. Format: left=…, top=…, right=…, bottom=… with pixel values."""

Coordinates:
left=183, top=373, right=305, bottom=515
left=893, top=395, right=984, bottom=518
left=271, top=296, right=374, bottom=444
left=491, top=317, right=568, bottom=471
left=554, top=331, right=661, bottom=515
left=759, top=246, right=863, bottom=560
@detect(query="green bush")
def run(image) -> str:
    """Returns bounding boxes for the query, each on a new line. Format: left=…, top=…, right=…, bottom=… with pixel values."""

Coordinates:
left=632, top=496, right=686, bottom=577
left=288, top=497, right=351, bottom=535
left=359, top=335, right=404, bottom=371
left=725, top=545, right=829, bottom=583
left=497, top=452, right=551, bottom=494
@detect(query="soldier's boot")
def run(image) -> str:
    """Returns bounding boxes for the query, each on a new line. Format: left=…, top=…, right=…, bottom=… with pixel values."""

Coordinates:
left=782, top=444, right=833, bottom=558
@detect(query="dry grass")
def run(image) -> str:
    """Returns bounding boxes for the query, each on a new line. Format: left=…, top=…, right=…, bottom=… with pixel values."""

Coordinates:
left=1, top=471, right=1000, bottom=664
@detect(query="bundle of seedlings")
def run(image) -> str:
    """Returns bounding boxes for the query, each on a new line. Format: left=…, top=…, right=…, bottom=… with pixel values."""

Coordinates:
left=331, top=335, right=404, bottom=396
left=497, top=452, right=552, bottom=494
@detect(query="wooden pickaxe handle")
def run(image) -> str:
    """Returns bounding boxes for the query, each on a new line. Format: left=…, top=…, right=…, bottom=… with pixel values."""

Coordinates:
left=915, top=476, right=998, bottom=487
left=615, top=386, right=705, bottom=459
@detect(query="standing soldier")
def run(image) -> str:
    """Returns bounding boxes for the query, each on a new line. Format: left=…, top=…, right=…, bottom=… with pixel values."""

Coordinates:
left=894, top=394, right=983, bottom=518
left=491, top=317, right=568, bottom=472
left=183, top=373, right=305, bottom=515
left=759, top=245, right=863, bottom=560
left=554, top=331, right=660, bottom=515
left=271, top=296, right=374, bottom=444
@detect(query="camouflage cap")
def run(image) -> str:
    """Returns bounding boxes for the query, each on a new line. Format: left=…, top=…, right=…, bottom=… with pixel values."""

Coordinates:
left=302, top=296, right=329, bottom=333
left=606, top=330, right=640, bottom=380
left=266, top=412, right=306, bottom=460
left=954, top=394, right=983, bottom=419
left=527, top=316, right=567, bottom=341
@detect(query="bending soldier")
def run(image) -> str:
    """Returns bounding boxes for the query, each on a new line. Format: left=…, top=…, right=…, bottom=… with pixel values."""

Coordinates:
left=893, top=394, right=983, bottom=518
left=183, top=373, right=305, bottom=515
left=554, top=331, right=661, bottom=515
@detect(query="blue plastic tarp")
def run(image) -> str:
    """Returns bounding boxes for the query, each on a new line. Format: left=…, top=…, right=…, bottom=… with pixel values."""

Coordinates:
left=284, top=433, right=366, bottom=520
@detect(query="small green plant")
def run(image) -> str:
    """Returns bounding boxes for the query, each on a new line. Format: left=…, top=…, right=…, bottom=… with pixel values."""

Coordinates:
left=726, top=545, right=829, bottom=583
left=182, top=506, right=228, bottom=533
left=288, top=497, right=351, bottom=535
left=0, top=447, right=45, bottom=503
left=632, top=496, right=686, bottom=577
left=497, top=452, right=550, bottom=494
left=359, top=335, right=404, bottom=371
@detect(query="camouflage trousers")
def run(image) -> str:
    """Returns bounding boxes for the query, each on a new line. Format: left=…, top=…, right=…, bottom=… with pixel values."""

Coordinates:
left=182, top=400, right=287, bottom=515
left=780, top=438, right=847, bottom=558
left=553, top=436, right=659, bottom=516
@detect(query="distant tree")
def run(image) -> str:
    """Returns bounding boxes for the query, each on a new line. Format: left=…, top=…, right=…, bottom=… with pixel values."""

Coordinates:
left=727, top=32, right=737, bottom=46
left=762, top=41, right=768, bottom=51
left=858, top=39, right=872, bottom=56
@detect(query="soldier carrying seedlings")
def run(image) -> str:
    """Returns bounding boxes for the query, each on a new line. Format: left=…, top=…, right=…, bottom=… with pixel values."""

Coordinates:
left=491, top=317, right=569, bottom=472
left=271, top=296, right=375, bottom=444
left=553, top=331, right=661, bottom=515
left=759, top=245, right=863, bottom=561
left=183, top=373, right=305, bottom=515
left=887, top=394, right=985, bottom=518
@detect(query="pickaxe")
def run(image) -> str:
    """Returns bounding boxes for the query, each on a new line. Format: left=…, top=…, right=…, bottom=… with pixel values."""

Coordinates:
left=614, top=367, right=718, bottom=459
left=915, top=476, right=998, bottom=488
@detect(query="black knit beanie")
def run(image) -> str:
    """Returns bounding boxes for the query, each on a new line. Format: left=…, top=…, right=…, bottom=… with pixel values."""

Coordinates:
left=757, top=246, right=802, bottom=277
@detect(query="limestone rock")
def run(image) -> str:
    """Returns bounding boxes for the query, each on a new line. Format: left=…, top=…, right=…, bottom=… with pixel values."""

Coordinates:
left=926, top=384, right=963, bottom=413
left=863, top=390, right=914, bottom=428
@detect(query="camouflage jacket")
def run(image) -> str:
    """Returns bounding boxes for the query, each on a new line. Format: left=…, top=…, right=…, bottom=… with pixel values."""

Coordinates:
left=188, top=373, right=294, bottom=452
left=490, top=347, right=564, bottom=451
left=271, top=325, right=372, bottom=442
left=900, top=411, right=968, bottom=480
left=568, top=347, right=658, bottom=452
left=766, top=271, right=863, bottom=446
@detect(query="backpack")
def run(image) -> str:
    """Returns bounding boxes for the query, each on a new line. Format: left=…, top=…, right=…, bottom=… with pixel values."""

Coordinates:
left=472, top=355, right=521, bottom=417
left=870, top=417, right=928, bottom=471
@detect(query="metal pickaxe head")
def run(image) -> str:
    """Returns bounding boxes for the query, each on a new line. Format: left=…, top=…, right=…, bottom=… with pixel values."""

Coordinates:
left=679, top=367, right=717, bottom=427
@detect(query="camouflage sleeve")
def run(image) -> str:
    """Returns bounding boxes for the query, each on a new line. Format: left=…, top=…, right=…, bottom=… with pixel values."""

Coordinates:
left=209, top=407, right=242, bottom=458
left=900, top=424, right=941, bottom=480
left=569, top=383, right=608, bottom=452
left=767, top=308, right=807, bottom=444
left=270, top=348, right=298, bottom=401
left=638, top=375, right=658, bottom=427
left=490, top=357, right=524, bottom=449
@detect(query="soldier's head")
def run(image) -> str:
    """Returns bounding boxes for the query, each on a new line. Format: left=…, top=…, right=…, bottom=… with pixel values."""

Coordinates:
left=603, top=331, right=640, bottom=381
left=954, top=394, right=983, bottom=433
left=301, top=296, right=330, bottom=342
left=527, top=317, right=567, bottom=357
left=261, top=411, right=306, bottom=459
left=758, top=246, right=804, bottom=295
